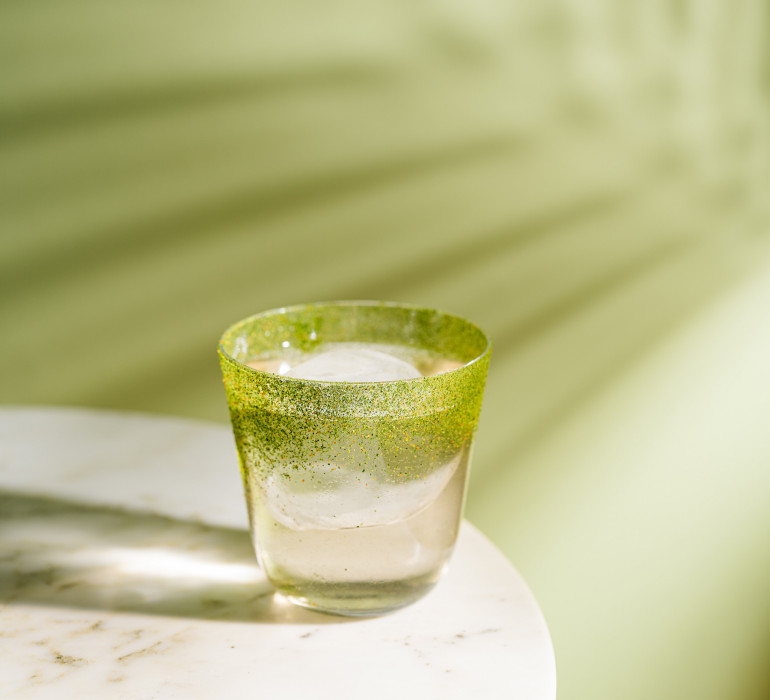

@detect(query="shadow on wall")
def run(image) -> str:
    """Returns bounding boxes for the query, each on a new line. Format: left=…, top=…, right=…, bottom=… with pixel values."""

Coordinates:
left=2, top=0, right=767, bottom=420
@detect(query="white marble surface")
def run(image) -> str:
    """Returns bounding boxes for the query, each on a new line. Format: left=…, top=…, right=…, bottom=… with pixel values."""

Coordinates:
left=0, top=406, right=556, bottom=699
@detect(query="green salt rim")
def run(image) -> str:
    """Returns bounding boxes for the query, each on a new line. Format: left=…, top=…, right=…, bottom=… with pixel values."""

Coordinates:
left=218, top=300, right=490, bottom=418
left=218, top=301, right=491, bottom=479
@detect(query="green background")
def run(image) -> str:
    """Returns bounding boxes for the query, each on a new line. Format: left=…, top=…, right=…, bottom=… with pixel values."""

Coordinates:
left=3, top=2, right=770, bottom=698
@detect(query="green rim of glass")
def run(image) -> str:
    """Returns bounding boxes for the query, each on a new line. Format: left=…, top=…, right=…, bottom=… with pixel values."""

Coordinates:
left=218, top=300, right=490, bottom=383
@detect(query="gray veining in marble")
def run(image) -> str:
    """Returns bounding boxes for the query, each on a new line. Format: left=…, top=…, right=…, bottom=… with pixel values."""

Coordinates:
left=0, top=407, right=555, bottom=699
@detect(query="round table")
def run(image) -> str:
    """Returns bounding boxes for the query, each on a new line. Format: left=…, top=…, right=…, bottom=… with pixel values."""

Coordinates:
left=0, top=406, right=555, bottom=699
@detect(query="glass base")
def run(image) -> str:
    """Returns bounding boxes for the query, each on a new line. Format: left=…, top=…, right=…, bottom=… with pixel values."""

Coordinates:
left=275, top=575, right=440, bottom=617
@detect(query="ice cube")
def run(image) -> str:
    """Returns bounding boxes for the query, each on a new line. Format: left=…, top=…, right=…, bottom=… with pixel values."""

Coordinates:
left=266, top=345, right=446, bottom=530
left=261, top=451, right=461, bottom=530
left=286, top=347, right=421, bottom=382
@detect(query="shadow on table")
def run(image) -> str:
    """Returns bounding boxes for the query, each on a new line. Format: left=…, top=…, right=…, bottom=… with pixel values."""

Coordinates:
left=0, top=490, right=354, bottom=625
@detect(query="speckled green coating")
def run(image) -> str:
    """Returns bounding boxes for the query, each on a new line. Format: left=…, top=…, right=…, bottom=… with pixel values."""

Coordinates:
left=218, top=301, right=490, bottom=491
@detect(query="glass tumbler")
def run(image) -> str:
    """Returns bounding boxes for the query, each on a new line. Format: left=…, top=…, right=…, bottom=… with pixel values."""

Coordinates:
left=219, top=301, right=490, bottom=616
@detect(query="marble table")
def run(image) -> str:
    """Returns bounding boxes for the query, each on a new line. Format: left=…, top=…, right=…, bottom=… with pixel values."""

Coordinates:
left=0, top=406, right=556, bottom=699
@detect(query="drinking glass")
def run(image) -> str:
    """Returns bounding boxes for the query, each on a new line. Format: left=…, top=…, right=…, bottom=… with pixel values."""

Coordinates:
left=219, top=301, right=490, bottom=616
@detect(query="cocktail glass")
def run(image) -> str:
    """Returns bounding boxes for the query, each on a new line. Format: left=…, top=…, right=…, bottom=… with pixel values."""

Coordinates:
left=218, top=301, right=490, bottom=616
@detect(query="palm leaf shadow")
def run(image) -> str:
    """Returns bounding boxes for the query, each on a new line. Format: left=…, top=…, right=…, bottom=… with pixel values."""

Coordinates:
left=0, top=490, right=350, bottom=625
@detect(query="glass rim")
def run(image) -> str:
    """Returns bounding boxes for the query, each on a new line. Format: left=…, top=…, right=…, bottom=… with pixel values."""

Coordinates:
left=218, top=299, right=491, bottom=386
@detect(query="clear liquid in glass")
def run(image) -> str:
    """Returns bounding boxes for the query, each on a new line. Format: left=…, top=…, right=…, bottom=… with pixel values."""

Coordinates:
left=244, top=344, right=467, bottom=615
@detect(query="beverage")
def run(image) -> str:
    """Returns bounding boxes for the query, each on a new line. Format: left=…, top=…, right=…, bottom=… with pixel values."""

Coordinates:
left=250, top=449, right=469, bottom=615
left=219, top=302, right=490, bottom=616
left=244, top=344, right=467, bottom=614
left=245, top=342, right=462, bottom=380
